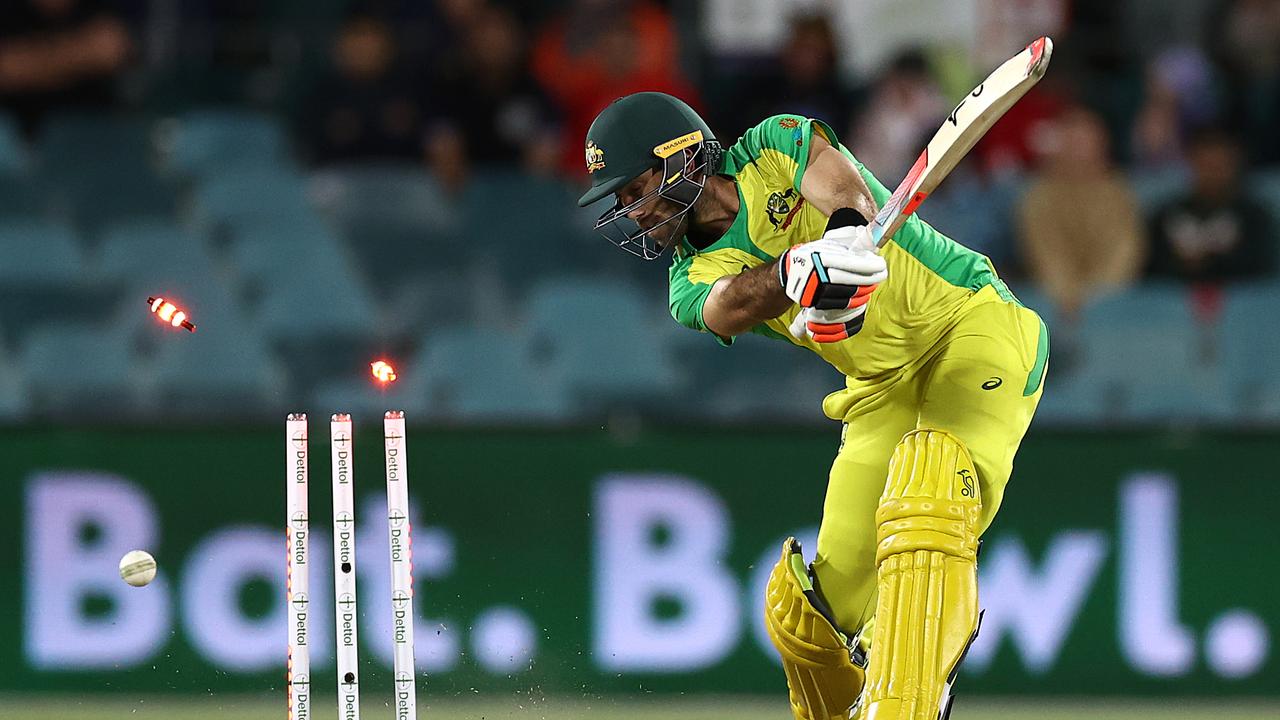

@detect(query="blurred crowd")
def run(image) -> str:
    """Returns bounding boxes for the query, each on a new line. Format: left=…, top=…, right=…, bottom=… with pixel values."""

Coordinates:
left=1, top=0, right=1279, bottom=421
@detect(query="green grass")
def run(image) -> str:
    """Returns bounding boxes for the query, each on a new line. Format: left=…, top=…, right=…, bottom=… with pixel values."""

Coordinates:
left=2, top=696, right=1277, bottom=720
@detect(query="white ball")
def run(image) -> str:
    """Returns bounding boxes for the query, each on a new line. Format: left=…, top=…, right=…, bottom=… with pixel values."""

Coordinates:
left=119, top=550, right=157, bottom=587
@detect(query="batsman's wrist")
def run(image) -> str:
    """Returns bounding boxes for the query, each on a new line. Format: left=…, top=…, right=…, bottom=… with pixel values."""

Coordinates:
left=826, top=207, right=867, bottom=232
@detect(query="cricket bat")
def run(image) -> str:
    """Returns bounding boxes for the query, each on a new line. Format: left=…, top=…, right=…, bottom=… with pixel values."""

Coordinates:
left=869, top=36, right=1054, bottom=248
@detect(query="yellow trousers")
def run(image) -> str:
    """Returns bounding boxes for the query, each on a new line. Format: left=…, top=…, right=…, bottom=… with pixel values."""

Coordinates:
left=811, top=292, right=1048, bottom=632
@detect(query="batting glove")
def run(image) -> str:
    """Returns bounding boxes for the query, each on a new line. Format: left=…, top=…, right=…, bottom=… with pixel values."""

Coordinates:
left=777, top=228, right=887, bottom=309
left=789, top=299, right=873, bottom=343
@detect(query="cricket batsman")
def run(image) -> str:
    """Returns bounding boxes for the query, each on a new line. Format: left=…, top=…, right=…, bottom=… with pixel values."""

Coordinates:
left=577, top=91, right=1048, bottom=719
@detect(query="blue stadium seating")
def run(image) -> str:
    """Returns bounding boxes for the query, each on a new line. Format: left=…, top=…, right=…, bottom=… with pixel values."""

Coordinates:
left=250, top=244, right=380, bottom=341
left=96, top=219, right=216, bottom=284
left=0, top=220, right=84, bottom=285
left=21, top=321, right=141, bottom=415
left=1059, top=285, right=1233, bottom=423
left=161, top=109, right=289, bottom=178
left=1251, top=169, right=1280, bottom=233
left=1220, top=281, right=1280, bottom=421
left=0, top=220, right=127, bottom=348
left=148, top=322, right=283, bottom=416
left=678, top=333, right=842, bottom=422
left=411, top=325, right=571, bottom=421
left=462, top=172, right=595, bottom=284
left=0, top=336, right=28, bottom=421
left=1128, top=167, right=1190, bottom=215
left=311, top=164, right=459, bottom=234
left=38, top=114, right=177, bottom=229
left=1032, top=367, right=1102, bottom=425
left=307, top=165, right=464, bottom=311
left=0, top=174, right=50, bottom=219
left=0, top=105, right=1276, bottom=427
left=0, top=111, right=44, bottom=218
left=0, top=113, right=29, bottom=175
left=524, top=277, right=682, bottom=407
left=190, top=167, right=312, bottom=230
left=225, top=216, right=347, bottom=282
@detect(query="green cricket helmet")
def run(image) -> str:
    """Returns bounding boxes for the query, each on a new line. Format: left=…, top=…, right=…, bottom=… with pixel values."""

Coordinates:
left=577, top=92, right=723, bottom=260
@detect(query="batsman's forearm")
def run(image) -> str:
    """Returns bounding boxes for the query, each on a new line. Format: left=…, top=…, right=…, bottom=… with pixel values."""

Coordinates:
left=802, top=139, right=879, bottom=223
left=702, top=261, right=793, bottom=337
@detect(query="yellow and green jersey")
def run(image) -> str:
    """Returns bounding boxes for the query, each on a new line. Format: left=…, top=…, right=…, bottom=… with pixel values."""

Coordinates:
left=669, top=114, right=1036, bottom=418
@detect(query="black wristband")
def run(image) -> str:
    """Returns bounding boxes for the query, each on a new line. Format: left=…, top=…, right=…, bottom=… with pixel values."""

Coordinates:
left=826, top=207, right=868, bottom=231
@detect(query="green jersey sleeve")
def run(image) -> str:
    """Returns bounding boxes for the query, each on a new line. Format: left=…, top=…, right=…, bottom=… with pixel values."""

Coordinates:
left=669, top=244, right=772, bottom=346
left=669, top=252, right=715, bottom=334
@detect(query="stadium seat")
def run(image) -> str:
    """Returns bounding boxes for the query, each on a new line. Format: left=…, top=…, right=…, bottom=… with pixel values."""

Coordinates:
left=1128, top=168, right=1189, bottom=215
left=679, top=333, right=840, bottom=422
left=0, top=112, right=29, bottom=175
left=96, top=218, right=215, bottom=284
left=39, top=114, right=156, bottom=175
left=225, top=216, right=347, bottom=282
left=0, top=220, right=126, bottom=347
left=37, top=114, right=176, bottom=229
left=21, top=321, right=141, bottom=416
left=1249, top=169, right=1280, bottom=233
left=461, top=172, right=591, bottom=287
left=147, top=322, right=283, bottom=417
left=524, top=277, right=682, bottom=408
left=0, top=339, right=28, bottom=420
left=1219, top=281, right=1280, bottom=421
left=239, top=234, right=383, bottom=401
left=1071, top=284, right=1229, bottom=422
left=190, top=168, right=312, bottom=230
left=250, top=246, right=380, bottom=340
left=309, top=165, right=474, bottom=322
left=411, top=325, right=571, bottom=421
left=0, top=220, right=84, bottom=284
left=1031, top=366, right=1103, bottom=425
left=0, top=174, right=50, bottom=219
left=159, top=109, right=289, bottom=178
left=311, top=164, right=459, bottom=234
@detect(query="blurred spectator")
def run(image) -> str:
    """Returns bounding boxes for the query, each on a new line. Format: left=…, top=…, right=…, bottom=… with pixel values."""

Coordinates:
left=371, top=0, right=487, bottom=73
left=1131, top=47, right=1220, bottom=171
left=532, top=0, right=701, bottom=175
left=0, top=0, right=132, bottom=137
left=298, top=13, right=430, bottom=165
left=975, top=0, right=1068, bottom=69
left=717, top=14, right=854, bottom=143
left=1147, top=126, right=1275, bottom=283
left=1209, top=0, right=1280, bottom=165
left=426, top=3, right=560, bottom=188
left=1017, top=107, right=1146, bottom=319
left=852, top=49, right=945, bottom=180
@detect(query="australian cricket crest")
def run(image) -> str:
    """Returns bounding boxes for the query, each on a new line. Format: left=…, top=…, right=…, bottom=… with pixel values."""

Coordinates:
left=766, top=188, right=803, bottom=230
left=585, top=139, right=606, bottom=173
